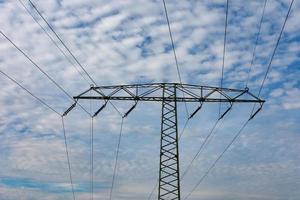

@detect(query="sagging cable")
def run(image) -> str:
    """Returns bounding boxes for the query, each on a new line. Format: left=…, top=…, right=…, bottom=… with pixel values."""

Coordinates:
left=63, top=101, right=77, bottom=116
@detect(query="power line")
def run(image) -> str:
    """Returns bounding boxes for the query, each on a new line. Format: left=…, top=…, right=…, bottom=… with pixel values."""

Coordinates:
left=162, top=0, right=189, bottom=117
left=22, top=0, right=122, bottom=117
left=0, top=30, right=91, bottom=116
left=17, top=0, right=90, bottom=85
left=147, top=181, right=158, bottom=200
left=89, top=92, right=94, bottom=200
left=219, top=0, right=229, bottom=117
left=180, top=119, right=220, bottom=179
left=1, top=48, right=76, bottom=200
left=27, top=0, right=97, bottom=86
left=162, top=0, right=183, bottom=84
left=183, top=119, right=250, bottom=200
left=0, top=69, right=61, bottom=116
left=26, top=0, right=133, bottom=118
left=90, top=117, right=94, bottom=200
left=109, top=117, right=124, bottom=200
left=183, top=2, right=294, bottom=197
left=180, top=109, right=232, bottom=181
left=61, top=116, right=76, bottom=200
left=245, top=0, right=268, bottom=88
left=250, top=0, right=294, bottom=116
left=179, top=118, right=190, bottom=140
left=0, top=31, right=72, bottom=100
left=257, top=0, right=294, bottom=98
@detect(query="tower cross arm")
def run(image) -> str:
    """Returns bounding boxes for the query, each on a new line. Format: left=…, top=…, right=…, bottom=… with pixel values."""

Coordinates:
left=73, top=83, right=265, bottom=104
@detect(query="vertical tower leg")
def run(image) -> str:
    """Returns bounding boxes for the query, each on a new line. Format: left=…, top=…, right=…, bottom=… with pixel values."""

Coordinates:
left=158, top=85, right=181, bottom=200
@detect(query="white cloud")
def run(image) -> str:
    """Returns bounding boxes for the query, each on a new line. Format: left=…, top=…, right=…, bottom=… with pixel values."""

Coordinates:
left=282, top=88, right=300, bottom=109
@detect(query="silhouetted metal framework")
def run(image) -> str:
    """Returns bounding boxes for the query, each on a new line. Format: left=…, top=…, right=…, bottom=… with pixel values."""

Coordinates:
left=65, top=83, right=264, bottom=200
left=158, top=85, right=181, bottom=200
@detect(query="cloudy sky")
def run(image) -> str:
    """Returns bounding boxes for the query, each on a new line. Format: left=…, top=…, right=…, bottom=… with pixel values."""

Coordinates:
left=0, top=0, right=299, bottom=199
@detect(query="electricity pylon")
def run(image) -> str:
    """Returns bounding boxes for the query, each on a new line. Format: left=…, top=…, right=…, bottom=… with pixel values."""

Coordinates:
left=64, top=82, right=264, bottom=200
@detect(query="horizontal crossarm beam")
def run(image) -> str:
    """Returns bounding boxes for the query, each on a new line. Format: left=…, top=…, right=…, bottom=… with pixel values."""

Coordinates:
left=73, top=83, right=265, bottom=104
left=74, top=96, right=263, bottom=103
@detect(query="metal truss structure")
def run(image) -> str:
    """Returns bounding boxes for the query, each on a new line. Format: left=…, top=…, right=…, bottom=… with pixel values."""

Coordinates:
left=158, top=86, right=181, bottom=199
left=65, top=83, right=264, bottom=200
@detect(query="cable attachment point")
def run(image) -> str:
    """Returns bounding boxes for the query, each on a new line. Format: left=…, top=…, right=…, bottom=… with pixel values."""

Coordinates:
left=189, top=103, right=203, bottom=119
left=63, top=101, right=77, bottom=116
left=93, top=101, right=108, bottom=117
left=249, top=103, right=264, bottom=121
left=218, top=103, right=232, bottom=120
left=123, top=101, right=138, bottom=118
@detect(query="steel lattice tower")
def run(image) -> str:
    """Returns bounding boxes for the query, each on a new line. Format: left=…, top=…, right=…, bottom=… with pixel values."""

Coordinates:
left=158, top=85, right=181, bottom=199
left=64, top=82, right=264, bottom=200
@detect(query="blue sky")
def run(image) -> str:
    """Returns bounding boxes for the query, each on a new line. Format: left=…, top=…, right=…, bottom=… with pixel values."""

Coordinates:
left=0, top=0, right=299, bottom=199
